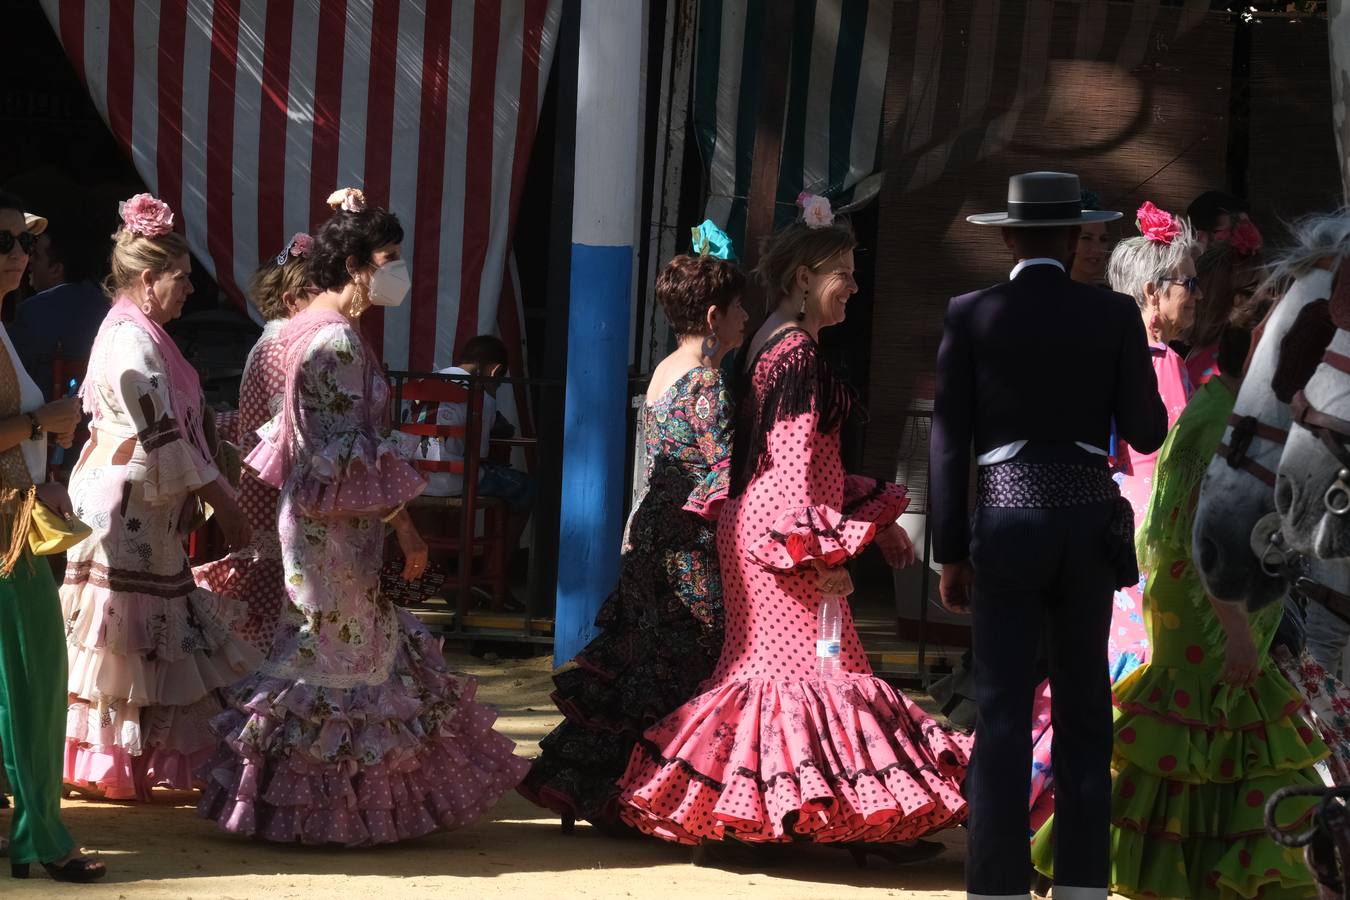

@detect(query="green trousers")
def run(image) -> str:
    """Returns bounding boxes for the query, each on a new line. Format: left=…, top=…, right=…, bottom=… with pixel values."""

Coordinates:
left=0, top=555, right=74, bottom=864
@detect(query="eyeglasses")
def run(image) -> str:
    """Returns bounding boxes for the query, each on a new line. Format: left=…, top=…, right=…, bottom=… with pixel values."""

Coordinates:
left=1163, top=276, right=1200, bottom=294
left=0, top=231, right=37, bottom=256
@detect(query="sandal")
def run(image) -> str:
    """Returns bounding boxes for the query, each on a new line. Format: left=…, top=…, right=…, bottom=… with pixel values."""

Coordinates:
left=12, top=855, right=106, bottom=882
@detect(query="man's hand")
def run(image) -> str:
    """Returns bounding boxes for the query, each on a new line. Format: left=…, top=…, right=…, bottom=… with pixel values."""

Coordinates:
left=939, top=560, right=974, bottom=614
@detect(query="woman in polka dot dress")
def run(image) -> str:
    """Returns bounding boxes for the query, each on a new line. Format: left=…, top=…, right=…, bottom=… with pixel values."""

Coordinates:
left=617, top=207, right=971, bottom=860
left=198, top=195, right=528, bottom=846
left=193, top=235, right=315, bottom=654
left=1031, top=329, right=1328, bottom=898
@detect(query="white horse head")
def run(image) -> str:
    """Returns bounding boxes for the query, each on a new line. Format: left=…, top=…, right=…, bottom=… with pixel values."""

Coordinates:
left=1277, top=315, right=1350, bottom=559
left=1194, top=212, right=1350, bottom=609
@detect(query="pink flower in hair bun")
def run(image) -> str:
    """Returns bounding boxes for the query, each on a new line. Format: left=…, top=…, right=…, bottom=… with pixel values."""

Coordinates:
left=118, top=193, right=175, bottom=238
left=276, top=232, right=313, bottom=265
left=1136, top=201, right=1181, bottom=245
left=326, top=187, right=366, bottom=213
left=797, top=192, right=834, bottom=229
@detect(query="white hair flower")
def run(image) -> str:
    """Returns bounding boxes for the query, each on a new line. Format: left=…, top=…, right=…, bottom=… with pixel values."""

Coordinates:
left=326, top=187, right=367, bottom=213
left=797, top=192, right=834, bottom=229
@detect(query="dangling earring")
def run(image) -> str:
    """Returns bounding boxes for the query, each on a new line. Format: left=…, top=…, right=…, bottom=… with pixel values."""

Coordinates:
left=796, top=289, right=807, bottom=322
left=701, top=333, right=720, bottom=360
left=141, top=285, right=156, bottom=316
left=1148, top=313, right=1161, bottom=342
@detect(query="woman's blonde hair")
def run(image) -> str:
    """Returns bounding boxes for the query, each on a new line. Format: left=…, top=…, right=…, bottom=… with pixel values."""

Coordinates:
left=755, top=220, right=857, bottom=302
left=104, top=226, right=191, bottom=300
left=248, top=256, right=310, bottom=321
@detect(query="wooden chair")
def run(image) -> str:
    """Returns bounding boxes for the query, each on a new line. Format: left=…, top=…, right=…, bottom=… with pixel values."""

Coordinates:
left=395, top=376, right=512, bottom=615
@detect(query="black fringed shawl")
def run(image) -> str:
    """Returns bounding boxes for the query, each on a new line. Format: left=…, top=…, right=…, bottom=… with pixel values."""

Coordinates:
left=729, top=327, right=857, bottom=498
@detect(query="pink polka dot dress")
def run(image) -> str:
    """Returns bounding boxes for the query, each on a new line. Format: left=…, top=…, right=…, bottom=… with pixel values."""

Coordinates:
left=617, top=328, right=971, bottom=844
left=193, top=320, right=288, bottom=653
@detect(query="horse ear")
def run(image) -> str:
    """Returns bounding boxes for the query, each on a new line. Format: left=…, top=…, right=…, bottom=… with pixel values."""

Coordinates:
left=1332, top=256, right=1350, bottom=330
left=1272, top=298, right=1335, bottom=403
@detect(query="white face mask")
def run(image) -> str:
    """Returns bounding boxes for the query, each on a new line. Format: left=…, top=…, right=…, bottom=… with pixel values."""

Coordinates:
left=368, top=259, right=411, bottom=307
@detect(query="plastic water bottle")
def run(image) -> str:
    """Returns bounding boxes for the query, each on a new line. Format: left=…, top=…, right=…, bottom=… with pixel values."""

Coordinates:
left=816, top=595, right=842, bottom=679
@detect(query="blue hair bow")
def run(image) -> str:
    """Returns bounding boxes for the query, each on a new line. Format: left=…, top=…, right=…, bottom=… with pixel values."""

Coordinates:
left=691, top=219, right=734, bottom=260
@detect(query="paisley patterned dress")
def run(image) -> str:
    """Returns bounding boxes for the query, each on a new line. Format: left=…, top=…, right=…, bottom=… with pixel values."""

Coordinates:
left=518, top=366, right=731, bottom=827
left=198, top=314, right=527, bottom=845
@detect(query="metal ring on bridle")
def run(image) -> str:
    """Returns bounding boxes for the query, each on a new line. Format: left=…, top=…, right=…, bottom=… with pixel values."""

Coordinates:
left=1325, top=471, right=1350, bottom=516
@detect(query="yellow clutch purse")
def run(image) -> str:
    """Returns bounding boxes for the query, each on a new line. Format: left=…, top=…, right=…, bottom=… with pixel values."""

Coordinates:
left=28, top=500, right=92, bottom=556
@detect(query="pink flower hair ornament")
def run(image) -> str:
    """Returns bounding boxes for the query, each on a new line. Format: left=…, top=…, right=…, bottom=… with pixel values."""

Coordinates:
left=796, top=192, right=835, bottom=229
left=326, top=187, right=367, bottom=213
left=1136, top=201, right=1182, bottom=245
left=1225, top=218, right=1264, bottom=257
left=118, top=193, right=175, bottom=238
left=276, top=232, right=313, bottom=266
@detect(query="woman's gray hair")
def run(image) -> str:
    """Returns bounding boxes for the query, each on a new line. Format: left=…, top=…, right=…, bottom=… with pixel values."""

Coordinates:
left=1107, top=217, right=1197, bottom=308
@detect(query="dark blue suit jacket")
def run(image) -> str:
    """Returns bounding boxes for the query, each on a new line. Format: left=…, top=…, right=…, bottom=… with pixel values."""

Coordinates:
left=929, top=263, right=1168, bottom=564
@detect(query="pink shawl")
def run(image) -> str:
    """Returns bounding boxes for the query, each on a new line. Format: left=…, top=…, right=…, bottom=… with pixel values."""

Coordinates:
left=87, top=296, right=212, bottom=464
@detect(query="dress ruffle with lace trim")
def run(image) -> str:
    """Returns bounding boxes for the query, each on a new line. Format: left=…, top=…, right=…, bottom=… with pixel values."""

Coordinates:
left=198, top=609, right=529, bottom=845
left=618, top=675, right=970, bottom=844
left=245, top=424, right=425, bottom=516
left=62, top=575, right=263, bottom=798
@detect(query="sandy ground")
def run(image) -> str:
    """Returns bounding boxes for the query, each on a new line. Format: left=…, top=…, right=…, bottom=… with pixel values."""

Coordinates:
left=1, top=652, right=973, bottom=899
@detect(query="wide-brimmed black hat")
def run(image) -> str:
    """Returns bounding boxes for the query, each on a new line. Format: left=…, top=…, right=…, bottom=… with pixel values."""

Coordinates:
left=967, top=171, right=1121, bottom=228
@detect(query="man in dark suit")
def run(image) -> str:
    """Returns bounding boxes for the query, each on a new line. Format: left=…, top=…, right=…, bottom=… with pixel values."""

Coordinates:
left=930, top=172, right=1168, bottom=900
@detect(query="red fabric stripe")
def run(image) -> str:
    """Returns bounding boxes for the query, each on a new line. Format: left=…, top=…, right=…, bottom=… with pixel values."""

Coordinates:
left=155, top=0, right=188, bottom=225
left=408, top=2, right=455, bottom=370
left=308, top=0, right=348, bottom=227
left=57, top=0, right=85, bottom=87
left=359, top=0, right=401, bottom=354
left=206, top=0, right=243, bottom=302
left=454, top=0, right=502, bottom=357
left=105, top=0, right=136, bottom=157
left=257, top=0, right=295, bottom=264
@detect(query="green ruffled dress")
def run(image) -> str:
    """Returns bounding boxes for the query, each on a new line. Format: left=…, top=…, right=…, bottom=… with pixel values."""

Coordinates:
left=1032, top=377, right=1329, bottom=899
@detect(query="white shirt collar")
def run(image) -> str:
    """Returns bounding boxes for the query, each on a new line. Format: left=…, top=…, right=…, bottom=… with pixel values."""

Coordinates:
left=1010, top=258, right=1066, bottom=280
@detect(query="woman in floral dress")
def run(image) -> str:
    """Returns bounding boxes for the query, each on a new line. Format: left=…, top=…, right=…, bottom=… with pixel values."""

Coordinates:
left=1033, top=326, right=1329, bottom=898
left=617, top=199, right=970, bottom=863
left=194, top=234, right=314, bottom=653
left=519, top=250, right=746, bottom=831
left=63, top=194, right=262, bottom=799
left=198, top=189, right=527, bottom=845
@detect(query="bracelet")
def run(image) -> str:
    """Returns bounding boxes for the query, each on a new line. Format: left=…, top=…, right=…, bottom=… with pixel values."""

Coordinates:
left=380, top=502, right=407, bottom=523
left=26, top=413, right=42, bottom=441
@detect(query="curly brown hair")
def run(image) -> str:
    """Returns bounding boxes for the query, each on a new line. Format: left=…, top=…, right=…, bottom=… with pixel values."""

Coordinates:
left=655, top=254, right=746, bottom=337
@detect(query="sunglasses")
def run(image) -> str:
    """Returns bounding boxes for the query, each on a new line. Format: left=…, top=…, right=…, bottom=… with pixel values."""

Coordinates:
left=1163, top=276, right=1200, bottom=294
left=0, top=231, right=37, bottom=256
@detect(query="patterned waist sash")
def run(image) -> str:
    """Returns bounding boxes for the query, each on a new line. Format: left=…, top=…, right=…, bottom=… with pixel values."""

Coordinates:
left=977, top=461, right=1138, bottom=589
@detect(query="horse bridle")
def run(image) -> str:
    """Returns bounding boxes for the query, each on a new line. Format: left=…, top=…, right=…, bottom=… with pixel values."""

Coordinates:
left=1290, top=349, right=1350, bottom=517
left=1217, top=413, right=1287, bottom=487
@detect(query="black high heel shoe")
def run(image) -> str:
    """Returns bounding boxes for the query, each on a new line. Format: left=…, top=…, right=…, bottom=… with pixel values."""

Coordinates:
left=843, top=839, right=944, bottom=868
left=12, top=856, right=107, bottom=882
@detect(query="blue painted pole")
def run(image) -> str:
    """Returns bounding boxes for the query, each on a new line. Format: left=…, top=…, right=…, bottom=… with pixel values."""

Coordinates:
left=554, top=1, right=644, bottom=666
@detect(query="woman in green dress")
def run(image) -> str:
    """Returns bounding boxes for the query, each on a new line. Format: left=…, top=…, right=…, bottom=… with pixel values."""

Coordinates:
left=1033, top=323, right=1328, bottom=898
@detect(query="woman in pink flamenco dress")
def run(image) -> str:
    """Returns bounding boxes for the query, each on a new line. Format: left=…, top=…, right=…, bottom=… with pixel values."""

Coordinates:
left=1106, top=205, right=1198, bottom=682
left=194, top=235, right=315, bottom=653
left=618, top=206, right=970, bottom=864
left=62, top=196, right=263, bottom=800
left=198, top=192, right=527, bottom=845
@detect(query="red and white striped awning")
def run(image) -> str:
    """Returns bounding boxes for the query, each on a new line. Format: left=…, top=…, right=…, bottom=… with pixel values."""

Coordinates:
left=40, top=0, right=561, bottom=373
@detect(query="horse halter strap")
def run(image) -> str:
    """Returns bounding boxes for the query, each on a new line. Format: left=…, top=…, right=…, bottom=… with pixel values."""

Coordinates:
left=1289, top=349, right=1350, bottom=515
left=1217, top=413, right=1288, bottom=487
